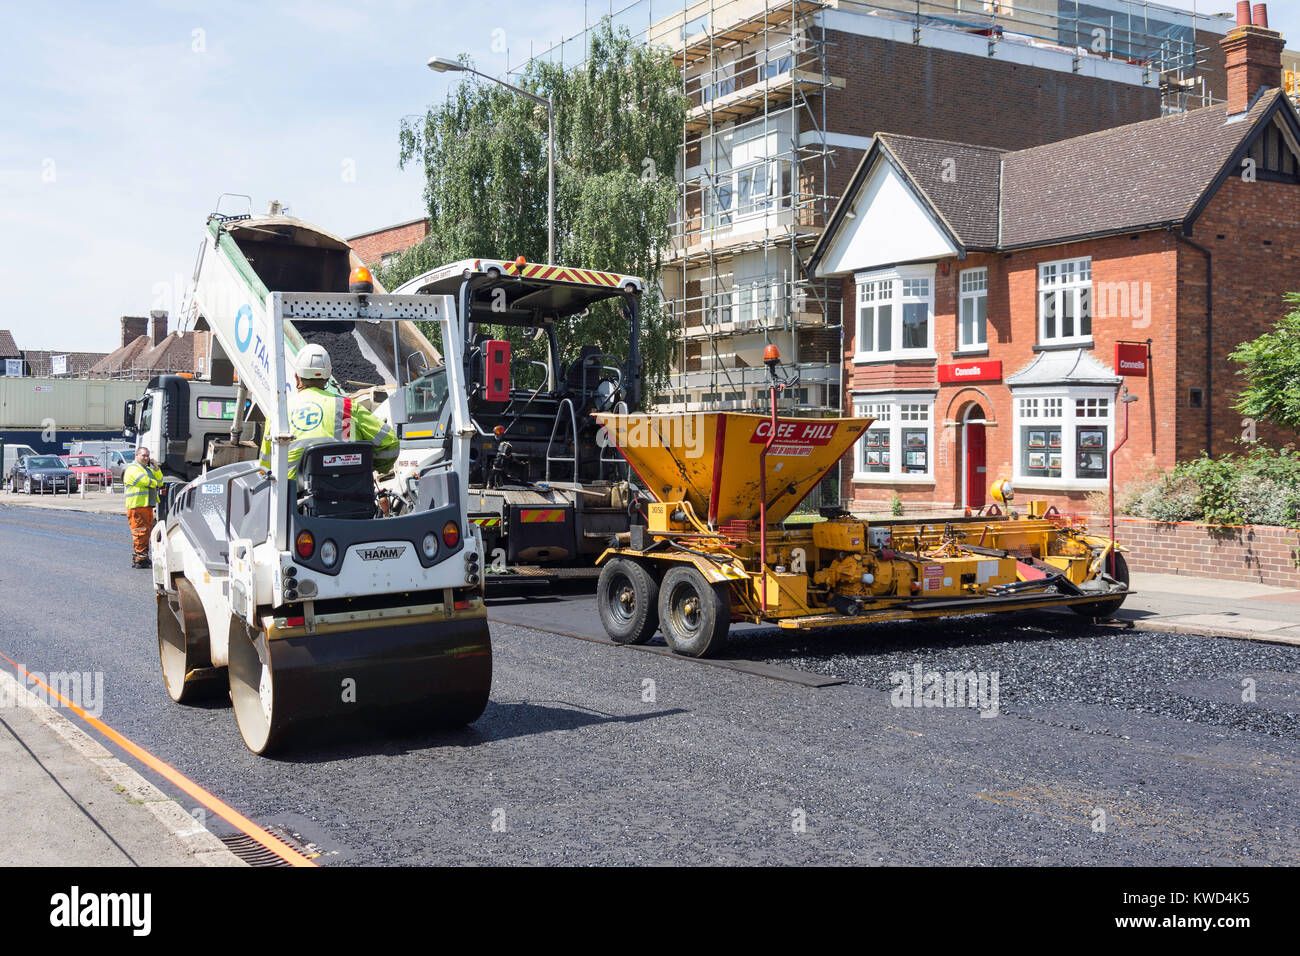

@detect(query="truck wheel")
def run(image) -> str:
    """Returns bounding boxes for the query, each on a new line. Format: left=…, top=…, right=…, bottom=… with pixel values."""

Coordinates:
left=597, top=558, right=659, bottom=645
left=658, top=564, right=731, bottom=658
left=1072, top=551, right=1130, bottom=620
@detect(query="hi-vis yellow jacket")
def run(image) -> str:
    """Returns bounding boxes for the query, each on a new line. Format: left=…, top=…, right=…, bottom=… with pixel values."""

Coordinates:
left=258, top=386, right=399, bottom=479
left=123, top=461, right=164, bottom=510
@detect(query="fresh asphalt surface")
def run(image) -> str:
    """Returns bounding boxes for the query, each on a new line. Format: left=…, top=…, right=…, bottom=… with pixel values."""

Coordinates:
left=2, top=505, right=1298, bottom=865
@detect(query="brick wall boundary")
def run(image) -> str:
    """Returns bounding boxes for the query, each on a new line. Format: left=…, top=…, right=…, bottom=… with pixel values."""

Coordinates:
left=1084, top=514, right=1300, bottom=589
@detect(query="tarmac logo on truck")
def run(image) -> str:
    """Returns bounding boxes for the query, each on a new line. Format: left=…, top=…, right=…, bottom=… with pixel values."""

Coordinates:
left=235, top=305, right=254, bottom=351
left=234, top=303, right=273, bottom=391
left=358, top=546, right=406, bottom=561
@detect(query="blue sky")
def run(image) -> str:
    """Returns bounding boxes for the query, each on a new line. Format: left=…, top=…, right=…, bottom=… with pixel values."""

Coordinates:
left=1, top=0, right=1296, bottom=353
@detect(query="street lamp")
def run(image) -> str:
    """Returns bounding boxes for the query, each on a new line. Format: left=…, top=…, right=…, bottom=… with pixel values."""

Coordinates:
left=427, top=56, right=554, bottom=264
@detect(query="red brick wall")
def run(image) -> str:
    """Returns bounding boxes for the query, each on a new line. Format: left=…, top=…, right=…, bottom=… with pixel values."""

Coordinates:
left=1090, top=515, right=1300, bottom=589
left=1181, top=175, right=1300, bottom=457
left=349, top=220, right=429, bottom=267
left=820, top=29, right=1161, bottom=151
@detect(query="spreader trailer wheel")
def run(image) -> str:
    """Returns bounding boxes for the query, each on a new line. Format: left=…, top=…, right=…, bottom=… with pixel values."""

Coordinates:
left=1070, top=551, right=1131, bottom=621
left=658, top=564, right=731, bottom=658
left=597, top=558, right=659, bottom=645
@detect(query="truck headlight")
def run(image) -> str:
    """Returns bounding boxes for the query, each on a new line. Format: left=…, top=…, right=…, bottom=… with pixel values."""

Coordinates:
left=320, top=540, right=338, bottom=567
left=422, top=532, right=438, bottom=559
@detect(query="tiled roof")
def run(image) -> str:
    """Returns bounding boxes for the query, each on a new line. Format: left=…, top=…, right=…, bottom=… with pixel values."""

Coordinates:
left=1006, top=348, right=1122, bottom=387
left=877, top=134, right=1004, bottom=249
left=0, top=330, right=18, bottom=358
left=999, top=90, right=1285, bottom=248
left=812, top=89, right=1296, bottom=273
left=91, top=336, right=154, bottom=375
left=22, top=350, right=111, bottom=377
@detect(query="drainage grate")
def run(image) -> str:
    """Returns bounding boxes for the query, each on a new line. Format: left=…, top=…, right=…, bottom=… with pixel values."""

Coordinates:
left=219, top=825, right=319, bottom=867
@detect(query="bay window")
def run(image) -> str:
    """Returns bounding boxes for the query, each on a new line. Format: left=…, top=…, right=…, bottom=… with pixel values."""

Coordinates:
left=1013, top=388, right=1114, bottom=486
left=958, top=268, right=988, bottom=350
left=1038, top=257, right=1092, bottom=344
left=853, top=394, right=935, bottom=481
left=853, top=266, right=936, bottom=361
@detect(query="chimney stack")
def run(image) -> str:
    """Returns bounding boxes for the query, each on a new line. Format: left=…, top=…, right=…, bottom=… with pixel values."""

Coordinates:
left=150, top=310, right=168, bottom=344
left=1221, top=3, right=1284, bottom=115
left=121, top=316, right=147, bottom=349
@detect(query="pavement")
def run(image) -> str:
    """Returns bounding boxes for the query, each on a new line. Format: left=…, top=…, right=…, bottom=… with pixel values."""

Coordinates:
left=0, top=503, right=1297, bottom=866
left=1115, top=572, right=1300, bottom=646
left=0, top=670, right=243, bottom=867
left=1, top=486, right=124, bottom=515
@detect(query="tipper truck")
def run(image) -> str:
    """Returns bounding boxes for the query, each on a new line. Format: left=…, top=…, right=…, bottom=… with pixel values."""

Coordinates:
left=151, top=208, right=490, bottom=754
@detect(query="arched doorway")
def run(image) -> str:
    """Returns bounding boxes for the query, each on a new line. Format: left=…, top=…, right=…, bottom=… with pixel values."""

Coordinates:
left=961, top=403, right=988, bottom=509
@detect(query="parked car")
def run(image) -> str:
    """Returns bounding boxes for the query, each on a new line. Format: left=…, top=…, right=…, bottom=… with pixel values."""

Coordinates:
left=106, top=448, right=136, bottom=483
left=2, top=443, right=39, bottom=485
left=10, top=455, right=79, bottom=494
left=68, top=440, right=134, bottom=459
left=61, top=454, right=111, bottom=487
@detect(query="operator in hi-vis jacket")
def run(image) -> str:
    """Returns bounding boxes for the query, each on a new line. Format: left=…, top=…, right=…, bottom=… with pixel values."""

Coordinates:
left=123, top=446, right=164, bottom=568
left=258, top=343, right=400, bottom=480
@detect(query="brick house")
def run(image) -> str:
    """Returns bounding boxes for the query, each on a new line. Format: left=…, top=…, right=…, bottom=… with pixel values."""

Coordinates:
left=809, top=9, right=1300, bottom=514
left=347, top=218, right=430, bottom=270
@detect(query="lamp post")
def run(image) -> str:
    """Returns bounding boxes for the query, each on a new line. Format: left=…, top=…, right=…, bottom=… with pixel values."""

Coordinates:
left=427, top=56, right=554, bottom=264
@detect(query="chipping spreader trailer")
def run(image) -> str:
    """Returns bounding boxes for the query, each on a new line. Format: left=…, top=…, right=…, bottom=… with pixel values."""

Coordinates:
left=151, top=212, right=490, bottom=754
left=593, top=353, right=1130, bottom=657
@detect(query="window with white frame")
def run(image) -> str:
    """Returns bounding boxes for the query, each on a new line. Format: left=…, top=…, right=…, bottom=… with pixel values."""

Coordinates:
left=854, top=395, right=935, bottom=480
left=958, top=268, right=988, bottom=350
left=1014, top=390, right=1113, bottom=484
left=1038, top=257, right=1092, bottom=344
left=854, top=267, right=935, bottom=361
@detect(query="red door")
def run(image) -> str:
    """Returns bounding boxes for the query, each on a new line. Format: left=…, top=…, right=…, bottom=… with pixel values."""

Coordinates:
left=965, top=422, right=986, bottom=508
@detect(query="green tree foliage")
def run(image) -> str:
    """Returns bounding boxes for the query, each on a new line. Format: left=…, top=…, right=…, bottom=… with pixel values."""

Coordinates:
left=1230, top=292, right=1300, bottom=433
left=380, top=19, right=687, bottom=400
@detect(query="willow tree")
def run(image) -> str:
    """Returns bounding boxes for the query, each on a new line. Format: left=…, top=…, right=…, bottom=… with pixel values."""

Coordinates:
left=383, top=19, right=687, bottom=398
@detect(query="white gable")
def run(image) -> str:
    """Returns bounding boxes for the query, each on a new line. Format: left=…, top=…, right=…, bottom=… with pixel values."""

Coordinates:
left=815, top=156, right=958, bottom=278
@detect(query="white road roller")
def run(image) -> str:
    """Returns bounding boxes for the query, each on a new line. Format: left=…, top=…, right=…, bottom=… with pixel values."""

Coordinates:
left=152, top=208, right=490, bottom=754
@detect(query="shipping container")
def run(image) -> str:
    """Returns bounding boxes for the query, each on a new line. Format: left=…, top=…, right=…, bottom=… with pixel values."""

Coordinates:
left=0, top=376, right=147, bottom=429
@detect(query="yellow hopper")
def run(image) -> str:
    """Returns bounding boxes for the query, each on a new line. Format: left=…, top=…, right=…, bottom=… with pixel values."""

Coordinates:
left=594, top=412, right=872, bottom=525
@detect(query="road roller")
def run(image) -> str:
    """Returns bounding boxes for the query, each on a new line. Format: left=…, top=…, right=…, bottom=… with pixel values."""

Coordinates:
left=150, top=210, right=491, bottom=753
left=593, top=351, right=1130, bottom=657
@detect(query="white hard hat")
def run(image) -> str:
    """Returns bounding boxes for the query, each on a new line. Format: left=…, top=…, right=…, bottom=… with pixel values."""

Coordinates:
left=295, top=344, right=332, bottom=381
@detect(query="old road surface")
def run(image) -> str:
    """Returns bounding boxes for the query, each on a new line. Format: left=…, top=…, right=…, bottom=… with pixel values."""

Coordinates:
left=2, top=507, right=1297, bottom=864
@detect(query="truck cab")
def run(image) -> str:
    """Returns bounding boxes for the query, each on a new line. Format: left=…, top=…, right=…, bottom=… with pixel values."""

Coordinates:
left=124, top=375, right=259, bottom=484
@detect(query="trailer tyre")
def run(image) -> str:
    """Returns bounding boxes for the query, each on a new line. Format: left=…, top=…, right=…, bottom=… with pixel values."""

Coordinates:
left=1072, top=551, right=1130, bottom=620
left=597, top=558, right=659, bottom=645
left=659, top=565, right=730, bottom=658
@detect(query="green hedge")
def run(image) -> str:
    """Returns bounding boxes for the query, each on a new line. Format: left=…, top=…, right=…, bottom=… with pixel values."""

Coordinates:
left=1118, top=444, right=1300, bottom=528
left=1120, top=447, right=1300, bottom=528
